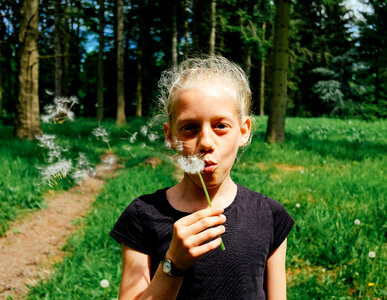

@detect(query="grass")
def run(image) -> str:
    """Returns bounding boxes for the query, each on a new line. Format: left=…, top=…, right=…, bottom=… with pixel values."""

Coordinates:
left=1, top=116, right=385, bottom=299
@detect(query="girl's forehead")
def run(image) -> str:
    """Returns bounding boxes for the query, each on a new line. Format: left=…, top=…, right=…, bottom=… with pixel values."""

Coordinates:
left=171, top=83, right=240, bottom=122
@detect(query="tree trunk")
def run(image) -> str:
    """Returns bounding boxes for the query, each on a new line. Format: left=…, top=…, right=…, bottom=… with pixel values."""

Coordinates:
left=136, top=36, right=143, bottom=117
left=266, top=0, right=290, bottom=143
left=184, top=0, right=190, bottom=57
left=244, top=49, right=252, bottom=79
left=259, top=21, right=266, bottom=117
left=97, top=0, right=105, bottom=122
left=116, top=0, right=126, bottom=125
left=171, top=0, right=178, bottom=66
left=54, top=0, right=63, bottom=97
left=209, top=0, right=216, bottom=55
left=16, top=0, right=41, bottom=139
left=243, top=1, right=255, bottom=78
left=0, top=43, right=3, bottom=119
left=62, top=0, right=70, bottom=97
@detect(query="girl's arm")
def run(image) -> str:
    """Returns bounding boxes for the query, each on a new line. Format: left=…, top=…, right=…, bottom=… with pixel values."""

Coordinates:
left=266, top=238, right=288, bottom=300
left=119, top=206, right=226, bottom=300
left=119, top=245, right=184, bottom=300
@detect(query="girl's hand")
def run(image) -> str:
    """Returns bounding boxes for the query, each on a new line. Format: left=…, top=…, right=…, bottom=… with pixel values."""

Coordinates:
left=165, top=206, right=226, bottom=271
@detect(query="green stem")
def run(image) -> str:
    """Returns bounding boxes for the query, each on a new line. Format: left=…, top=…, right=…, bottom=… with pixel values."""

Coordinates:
left=198, top=172, right=226, bottom=251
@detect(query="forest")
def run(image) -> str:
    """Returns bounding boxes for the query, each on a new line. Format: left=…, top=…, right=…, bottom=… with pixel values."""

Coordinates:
left=1, top=0, right=386, bottom=142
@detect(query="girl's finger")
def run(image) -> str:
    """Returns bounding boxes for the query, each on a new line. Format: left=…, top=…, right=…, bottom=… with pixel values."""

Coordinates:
left=188, top=237, right=224, bottom=258
left=178, top=206, right=224, bottom=227
left=184, top=214, right=226, bottom=237
left=190, top=225, right=226, bottom=248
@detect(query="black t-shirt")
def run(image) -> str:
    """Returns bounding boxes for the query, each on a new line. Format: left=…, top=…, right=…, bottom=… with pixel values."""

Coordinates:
left=110, top=184, right=294, bottom=299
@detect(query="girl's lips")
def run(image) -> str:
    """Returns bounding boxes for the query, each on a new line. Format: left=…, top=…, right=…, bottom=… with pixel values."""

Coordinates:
left=203, top=161, right=217, bottom=173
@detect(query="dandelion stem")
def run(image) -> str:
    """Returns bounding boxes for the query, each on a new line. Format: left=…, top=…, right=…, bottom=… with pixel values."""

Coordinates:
left=198, top=172, right=226, bottom=251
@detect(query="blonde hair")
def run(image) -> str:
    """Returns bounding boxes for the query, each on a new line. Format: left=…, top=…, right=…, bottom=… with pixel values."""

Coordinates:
left=157, top=55, right=252, bottom=124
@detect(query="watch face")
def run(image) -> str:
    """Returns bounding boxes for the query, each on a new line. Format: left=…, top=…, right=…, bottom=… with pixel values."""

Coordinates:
left=163, top=260, right=172, bottom=273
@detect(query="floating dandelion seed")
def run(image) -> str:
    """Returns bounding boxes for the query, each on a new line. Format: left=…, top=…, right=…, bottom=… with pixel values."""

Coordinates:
left=129, top=132, right=138, bottom=143
left=173, top=137, right=184, bottom=151
left=39, top=159, right=72, bottom=186
left=41, top=96, right=79, bottom=123
left=123, top=145, right=135, bottom=157
left=100, top=154, right=117, bottom=171
left=165, top=140, right=172, bottom=149
left=368, top=251, right=376, bottom=258
left=354, top=219, right=361, bottom=225
left=45, top=89, right=54, bottom=96
left=100, top=279, right=109, bottom=288
left=92, top=126, right=111, bottom=150
left=177, top=155, right=225, bottom=251
left=140, top=126, right=148, bottom=136
left=71, top=153, right=96, bottom=184
left=148, top=132, right=159, bottom=142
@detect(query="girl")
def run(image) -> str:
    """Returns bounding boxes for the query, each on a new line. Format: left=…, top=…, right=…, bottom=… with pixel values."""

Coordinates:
left=110, top=56, right=294, bottom=299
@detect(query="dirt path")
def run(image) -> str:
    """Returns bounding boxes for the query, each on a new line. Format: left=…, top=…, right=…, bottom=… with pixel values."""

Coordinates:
left=0, top=157, right=119, bottom=299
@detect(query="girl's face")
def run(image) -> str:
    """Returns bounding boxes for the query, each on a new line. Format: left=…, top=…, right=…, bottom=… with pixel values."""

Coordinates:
left=164, top=80, right=251, bottom=190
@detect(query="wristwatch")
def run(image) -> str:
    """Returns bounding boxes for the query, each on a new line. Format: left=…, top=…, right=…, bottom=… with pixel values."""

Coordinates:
left=161, top=258, right=186, bottom=277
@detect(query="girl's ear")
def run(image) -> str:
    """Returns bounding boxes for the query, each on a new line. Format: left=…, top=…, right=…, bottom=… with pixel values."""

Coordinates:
left=239, top=117, right=251, bottom=147
left=164, top=122, right=175, bottom=149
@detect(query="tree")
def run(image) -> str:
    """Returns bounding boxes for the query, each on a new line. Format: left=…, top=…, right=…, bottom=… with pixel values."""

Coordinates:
left=116, top=0, right=126, bottom=125
left=209, top=0, right=216, bottom=55
left=54, top=0, right=63, bottom=97
left=16, top=0, right=41, bottom=139
left=357, top=0, right=387, bottom=118
left=266, top=0, right=290, bottom=143
left=97, top=0, right=105, bottom=122
left=171, top=0, right=178, bottom=66
left=259, top=21, right=266, bottom=116
left=184, top=0, right=190, bottom=57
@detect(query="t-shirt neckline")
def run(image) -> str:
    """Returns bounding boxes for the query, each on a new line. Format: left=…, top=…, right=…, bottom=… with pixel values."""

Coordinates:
left=160, top=183, right=241, bottom=219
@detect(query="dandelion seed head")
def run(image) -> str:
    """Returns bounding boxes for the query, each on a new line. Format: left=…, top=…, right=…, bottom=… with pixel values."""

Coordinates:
left=368, top=251, right=376, bottom=258
left=100, top=279, right=109, bottom=288
left=177, top=155, right=205, bottom=174
left=295, top=203, right=301, bottom=208
left=354, top=219, right=361, bottom=225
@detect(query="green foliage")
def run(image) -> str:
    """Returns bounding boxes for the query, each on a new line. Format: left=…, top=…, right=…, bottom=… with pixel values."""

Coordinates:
left=21, top=117, right=387, bottom=299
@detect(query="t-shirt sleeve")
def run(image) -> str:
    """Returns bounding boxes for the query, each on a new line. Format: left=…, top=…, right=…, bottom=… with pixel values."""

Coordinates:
left=266, top=197, right=294, bottom=254
left=110, top=199, right=149, bottom=254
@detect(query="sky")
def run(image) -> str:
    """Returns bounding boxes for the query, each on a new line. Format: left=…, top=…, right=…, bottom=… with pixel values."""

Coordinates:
left=343, top=0, right=374, bottom=21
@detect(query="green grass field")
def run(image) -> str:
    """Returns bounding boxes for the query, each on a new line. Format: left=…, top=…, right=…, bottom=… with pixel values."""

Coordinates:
left=1, top=117, right=385, bottom=299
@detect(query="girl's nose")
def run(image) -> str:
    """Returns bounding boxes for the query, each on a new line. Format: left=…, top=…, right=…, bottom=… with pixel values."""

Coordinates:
left=198, top=126, right=215, bottom=153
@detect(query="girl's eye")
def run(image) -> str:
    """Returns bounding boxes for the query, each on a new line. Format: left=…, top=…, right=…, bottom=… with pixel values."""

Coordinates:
left=180, top=124, right=198, bottom=133
left=180, top=124, right=198, bottom=136
left=215, top=123, right=228, bottom=130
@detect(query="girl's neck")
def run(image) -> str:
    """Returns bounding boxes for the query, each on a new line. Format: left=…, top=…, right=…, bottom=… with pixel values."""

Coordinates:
left=166, top=175, right=237, bottom=213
